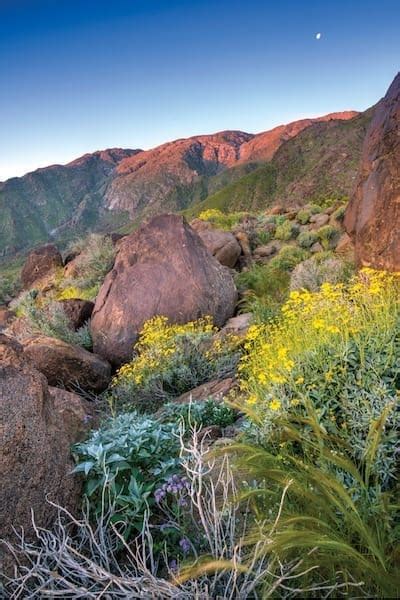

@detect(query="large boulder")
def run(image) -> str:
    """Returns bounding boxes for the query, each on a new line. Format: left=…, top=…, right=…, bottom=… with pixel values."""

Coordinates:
left=21, top=243, right=63, bottom=289
left=91, top=214, right=238, bottom=365
left=0, top=335, right=89, bottom=571
left=23, top=335, right=111, bottom=393
left=190, top=219, right=241, bottom=268
left=344, top=73, right=400, bottom=269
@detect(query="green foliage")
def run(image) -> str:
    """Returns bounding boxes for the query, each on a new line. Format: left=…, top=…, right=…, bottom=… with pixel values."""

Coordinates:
left=111, top=316, right=241, bottom=413
left=290, top=255, right=354, bottom=291
left=60, top=234, right=116, bottom=299
left=297, top=230, right=318, bottom=248
left=161, top=399, right=237, bottom=429
left=0, top=257, right=23, bottom=304
left=332, top=204, right=347, bottom=221
left=274, top=219, right=298, bottom=241
left=269, top=246, right=309, bottom=271
left=19, top=292, right=92, bottom=349
left=255, top=228, right=274, bottom=245
left=73, top=413, right=180, bottom=539
left=296, top=209, right=311, bottom=224
left=317, top=224, right=340, bottom=249
left=236, top=264, right=290, bottom=322
left=197, top=208, right=246, bottom=230
left=237, top=419, right=400, bottom=597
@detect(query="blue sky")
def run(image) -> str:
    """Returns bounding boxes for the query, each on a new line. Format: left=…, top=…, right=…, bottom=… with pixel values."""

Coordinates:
left=1, top=0, right=399, bottom=180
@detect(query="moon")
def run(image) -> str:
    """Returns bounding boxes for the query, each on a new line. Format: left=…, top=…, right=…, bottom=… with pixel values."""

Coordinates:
left=316, top=32, right=322, bottom=40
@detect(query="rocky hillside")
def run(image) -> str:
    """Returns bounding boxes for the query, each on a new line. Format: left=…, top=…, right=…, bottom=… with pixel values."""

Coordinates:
left=0, top=113, right=358, bottom=257
left=0, top=148, right=140, bottom=256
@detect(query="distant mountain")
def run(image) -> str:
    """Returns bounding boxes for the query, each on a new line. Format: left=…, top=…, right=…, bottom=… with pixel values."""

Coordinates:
left=0, top=111, right=361, bottom=256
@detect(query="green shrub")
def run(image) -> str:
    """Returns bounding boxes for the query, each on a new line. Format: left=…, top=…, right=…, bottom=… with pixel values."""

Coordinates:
left=269, top=246, right=308, bottom=271
left=297, top=230, right=318, bottom=248
left=332, top=204, right=347, bottom=221
left=18, top=292, right=92, bottom=348
left=61, top=234, right=116, bottom=299
left=274, top=220, right=298, bottom=241
left=296, top=209, right=311, bottom=224
left=256, top=228, right=274, bottom=245
left=236, top=264, right=290, bottom=321
left=111, top=316, right=241, bottom=413
left=317, top=224, right=340, bottom=249
left=290, top=256, right=354, bottom=291
left=73, top=412, right=180, bottom=540
left=309, top=203, right=323, bottom=214
left=161, top=398, right=237, bottom=429
left=197, top=209, right=246, bottom=230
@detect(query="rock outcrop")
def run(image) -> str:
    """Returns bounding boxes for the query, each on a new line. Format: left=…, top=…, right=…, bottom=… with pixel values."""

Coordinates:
left=190, top=219, right=241, bottom=268
left=344, top=73, right=400, bottom=269
left=59, top=298, right=94, bottom=330
left=91, top=214, right=238, bottom=365
left=0, top=334, right=89, bottom=570
left=21, top=243, right=63, bottom=289
left=23, top=335, right=111, bottom=393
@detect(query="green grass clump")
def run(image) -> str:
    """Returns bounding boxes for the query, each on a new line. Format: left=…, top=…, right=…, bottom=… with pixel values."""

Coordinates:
left=161, top=398, right=237, bottom=429
left=296, top=209, right=311, bottom=224
left=274, top=220, right=298, bottom=241
left=269, top=246, right=308, bottom=271
left=317, top=224, right=340, bottom=249
left=236, top=264, right=290, bottom=322
left=297, top=230, right=318, bottom=248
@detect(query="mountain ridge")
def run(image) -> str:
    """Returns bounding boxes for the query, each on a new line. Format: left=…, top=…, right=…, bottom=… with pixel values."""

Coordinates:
left=0, top=111, right=360, bottom=257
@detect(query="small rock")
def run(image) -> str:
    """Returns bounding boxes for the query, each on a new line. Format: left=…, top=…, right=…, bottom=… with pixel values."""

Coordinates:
left=191, top=220, right=241, bottom=268
left=198, top=425, right=222, bottom=443
left=175, top=377, right=236, bottom=405
left=310, top=242, right=324, bottom=253
left=269, top=205, right=284, bottom=215
left=309, top=214, right=330, bottom=229
left=0, top=308, right=13, bottom=331
left=254, top=241, right=280, bottom=258
left=218, top=313, right=252, bottom=338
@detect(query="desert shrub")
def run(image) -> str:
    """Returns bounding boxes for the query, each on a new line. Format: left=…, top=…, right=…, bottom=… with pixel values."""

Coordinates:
left=297, top=230, right=318, bottom=248
left=0, top=274, right=19, bottom=305
left=274, top=220, right=298, bottom=241
left=17, top=292, right=92, bottom=348
left=296, top=208, right=311, bottom=224
left=60, top=233, right=116, bottom=299
left=332, top=203, right=347, bottom=221
left=269, top=246, right=308, bottom=271
left=234, top=268, right=400, bottom=596
left=111, top=316, right=241, bottom=413
left=5, top=430, right=320, bottom=598
left=255, top=228, right=274, bottom=245
left=197, top=208, right=246, bottom=230
left=161, top=398, right=237, bottom=429
left=316, top=224, right=340, bottom=249
left=57, top=284, right=98, bottom=301
left=309, top=203, right=323, bottom=214
left=290, top=255, right=354, bottom=291
left=239, top=269, right=400, bottom=481
left=73, top=412, right=180, bottom=541
left=236, top=264, right=290, bottom=322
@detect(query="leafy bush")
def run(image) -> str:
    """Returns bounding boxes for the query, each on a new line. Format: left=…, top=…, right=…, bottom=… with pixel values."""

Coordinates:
left=274, top=220, right=298, bottom=241
left=297, top=230, right=318, bottom=248
left=15, top=292, right=92, bottom=348
left=316, top=224, right=340, bottom=249
left=7, top=431, right=313, bottom=598
left=111, top=316, right=241, bottom=412
left=161, top=398, right=237, bottom=429
left=296, top=209, right=311, bottom=224
left=269, top=246, right=308, bottom=271
left=236, top=264, right=290, bottom=321
left=197, top=208, right=246, bottom=230
left=61, top=234, right=116, bottom=299
left=290, top=256, right=354, bottom=291
left=73, top=412, right=180, bottom=540
left=332, top=203, right=347, bottom=221
left=239, top=269, right=400, bottom=479
left=234, top=268, right=400, bottom=596
left=255, top=228, right=274, bottom=245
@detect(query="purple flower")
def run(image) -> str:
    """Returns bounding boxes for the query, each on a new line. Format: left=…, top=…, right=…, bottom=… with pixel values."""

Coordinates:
left=169, top=559, right=178, bottom=572
left=179, top=537, right=191, bottom=554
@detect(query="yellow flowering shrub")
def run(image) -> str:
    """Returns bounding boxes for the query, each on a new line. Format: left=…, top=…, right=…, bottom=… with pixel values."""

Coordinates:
left=111, top=316, right=241, bottom=412
left=239, top=268, right=400, bottom=482
left=197, top=208, right=246, bottom=230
